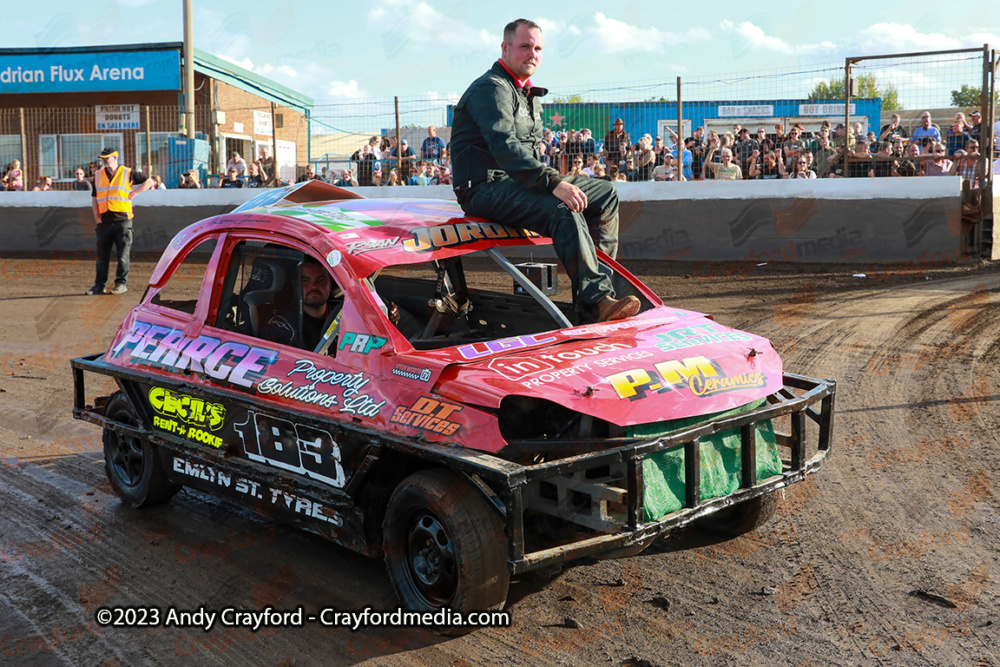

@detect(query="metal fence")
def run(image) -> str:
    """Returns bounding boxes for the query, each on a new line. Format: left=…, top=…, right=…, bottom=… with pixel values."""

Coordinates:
left=1, top=47, right=995, bottom=196
left=309, top=47, right=995, bottom=182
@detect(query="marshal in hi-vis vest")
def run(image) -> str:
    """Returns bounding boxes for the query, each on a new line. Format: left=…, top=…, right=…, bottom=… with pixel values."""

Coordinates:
left=95, top=166, right=134, bottom=219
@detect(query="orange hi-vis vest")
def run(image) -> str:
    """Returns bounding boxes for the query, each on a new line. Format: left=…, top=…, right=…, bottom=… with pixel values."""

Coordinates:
left=95, top=165, right=134, bottom=219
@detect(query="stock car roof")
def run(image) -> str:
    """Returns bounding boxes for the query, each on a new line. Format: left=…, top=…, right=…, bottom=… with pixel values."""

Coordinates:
left=151, top=181, right=552, bottom=284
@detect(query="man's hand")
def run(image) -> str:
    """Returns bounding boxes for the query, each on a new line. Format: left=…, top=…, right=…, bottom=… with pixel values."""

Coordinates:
left=552, top=180, right=587, bottom=212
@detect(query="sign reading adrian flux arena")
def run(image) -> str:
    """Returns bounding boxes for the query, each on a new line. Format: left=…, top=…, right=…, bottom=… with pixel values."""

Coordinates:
left=0, top=50, right=180, bottom=94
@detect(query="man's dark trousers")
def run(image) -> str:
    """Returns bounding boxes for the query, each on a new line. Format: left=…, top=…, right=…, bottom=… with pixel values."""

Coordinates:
left=94, top=220, right=133, bottom=289
left=461, top=174, right=619, bottom=307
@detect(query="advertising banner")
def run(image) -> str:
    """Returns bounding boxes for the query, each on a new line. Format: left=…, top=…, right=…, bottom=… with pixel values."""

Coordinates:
left=0, top=50, right=180, bottom=93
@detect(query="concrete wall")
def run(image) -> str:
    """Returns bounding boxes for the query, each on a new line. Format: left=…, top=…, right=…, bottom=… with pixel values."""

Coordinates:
left=0, top=178, right=965, bottom=265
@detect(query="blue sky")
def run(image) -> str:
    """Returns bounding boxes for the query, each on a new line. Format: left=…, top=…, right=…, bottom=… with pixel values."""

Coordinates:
left=4, top=0, right=1000, bottom=108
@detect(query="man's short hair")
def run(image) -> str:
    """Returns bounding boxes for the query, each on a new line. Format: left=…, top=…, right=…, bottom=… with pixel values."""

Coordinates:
left=503, top=18, right=541, bottom=41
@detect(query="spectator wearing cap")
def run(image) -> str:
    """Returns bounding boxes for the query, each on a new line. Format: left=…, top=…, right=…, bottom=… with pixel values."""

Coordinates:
left=880, top=114, right=908, bottom=142
left=86, top=147, right=153, bottom=296
left=603, top=119, right=631, bottom=170
left=968, top=110, right=982, bottom=142
left=652, top=153, right=675, bottom=181
left=910, top=112, right=941, bottom=145
left=832, top=124, right=856, bottom=176
left=226, top=152, right=247, bottom=177
left=389, top=138, right=415, bottom=179
left=221, top=167, right=244, bottom=187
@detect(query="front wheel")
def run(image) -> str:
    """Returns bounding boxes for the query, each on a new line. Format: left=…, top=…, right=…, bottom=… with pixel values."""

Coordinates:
left=698, top=492, right=778, bottom=537
left=383, top=469, right=509, bottom=617
left=102, top=393, right=179, bottom=508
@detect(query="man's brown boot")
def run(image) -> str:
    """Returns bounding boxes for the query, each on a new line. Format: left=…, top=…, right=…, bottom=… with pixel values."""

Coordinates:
left=592, top=295, right=640, bottom=322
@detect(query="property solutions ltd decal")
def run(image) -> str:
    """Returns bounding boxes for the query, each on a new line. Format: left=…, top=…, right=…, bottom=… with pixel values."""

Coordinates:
left=0, top=49, right=180, bottom=94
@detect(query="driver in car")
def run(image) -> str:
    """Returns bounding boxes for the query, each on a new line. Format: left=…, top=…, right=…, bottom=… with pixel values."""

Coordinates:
left=302, top=257, right=342, bottom=350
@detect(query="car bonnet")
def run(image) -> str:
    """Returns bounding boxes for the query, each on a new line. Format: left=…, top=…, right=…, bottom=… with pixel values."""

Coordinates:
left=431, top=309, right=783, bottom=427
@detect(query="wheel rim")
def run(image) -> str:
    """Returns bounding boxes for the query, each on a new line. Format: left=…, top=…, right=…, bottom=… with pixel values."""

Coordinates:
left=108, top=410, right=144, bottom=488
left=405, top=511, right=457, bottom=606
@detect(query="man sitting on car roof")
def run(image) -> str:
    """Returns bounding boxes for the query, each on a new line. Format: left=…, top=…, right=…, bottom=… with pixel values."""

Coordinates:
left=449, top=18, right=639, bottom=323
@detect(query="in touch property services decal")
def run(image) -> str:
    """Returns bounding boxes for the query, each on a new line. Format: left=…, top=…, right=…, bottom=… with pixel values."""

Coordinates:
left=0, top=49, right=180, bottom=94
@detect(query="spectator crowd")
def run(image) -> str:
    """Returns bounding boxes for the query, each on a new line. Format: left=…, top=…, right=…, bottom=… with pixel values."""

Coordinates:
left=3, top=112, right=996, bottom=192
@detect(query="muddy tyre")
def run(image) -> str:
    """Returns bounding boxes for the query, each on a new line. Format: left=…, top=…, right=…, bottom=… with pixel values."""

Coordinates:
left=103, top=393, right=179, bottom=508
left=383, top=469, right=509, bottom=618
left=699, top=492, right=778, bottom=537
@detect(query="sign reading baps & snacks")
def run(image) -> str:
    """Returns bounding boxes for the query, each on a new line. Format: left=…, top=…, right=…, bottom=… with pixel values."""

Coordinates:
left=0, top=50, right=180, bottom=94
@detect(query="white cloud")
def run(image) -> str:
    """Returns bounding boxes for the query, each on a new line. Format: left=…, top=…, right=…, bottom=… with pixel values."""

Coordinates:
left=538, top=13, right=711, bottom=56
left=366, top=0, right=494, bottom=52
left=327, top=80, right=365, bottom=98
left=218, top=54, right=255, bottom=71
left=719, top=20, right=793, bottom=54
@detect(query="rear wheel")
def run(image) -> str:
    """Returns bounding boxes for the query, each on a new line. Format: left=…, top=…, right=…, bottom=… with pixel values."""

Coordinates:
left=383, top=469, right=509, bottom=618
left=103, top=393, right=179, bottom=508
left=699, top=492, right=778, bottom=537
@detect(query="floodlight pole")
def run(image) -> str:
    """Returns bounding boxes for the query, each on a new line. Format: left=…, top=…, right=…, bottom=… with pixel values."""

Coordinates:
left=183, top=0, right=195, bottom=139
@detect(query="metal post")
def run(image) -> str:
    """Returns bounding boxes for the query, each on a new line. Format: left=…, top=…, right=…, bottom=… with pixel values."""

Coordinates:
left=844, top=59, right=853, bottom=175
left=18, top=107, right=26, bottom=189
left=270, top=101, right=279, bottom=185
left=977, top=44, right=992, bottom=259
left=395, top=96, right=402, bottom=176
left=182, top=0, right=195, bottom=139
left=144, top=105, right=152, bottom=176
left=676, top=77, right=683, bottom=179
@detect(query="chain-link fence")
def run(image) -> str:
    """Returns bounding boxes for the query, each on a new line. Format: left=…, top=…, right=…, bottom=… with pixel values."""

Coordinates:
left=309, top=48, right=995, bottom=191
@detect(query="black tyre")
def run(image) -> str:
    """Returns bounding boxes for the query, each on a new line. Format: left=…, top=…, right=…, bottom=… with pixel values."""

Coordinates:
left=699, top=492, right=778, bottom=537
left=383, top=469, right=510, bottom=616
left=103, top=393, right=179, bottom=508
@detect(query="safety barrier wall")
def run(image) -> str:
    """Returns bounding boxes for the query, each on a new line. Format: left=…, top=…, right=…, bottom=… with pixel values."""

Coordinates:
left=0, top=179, right=964, bottom=264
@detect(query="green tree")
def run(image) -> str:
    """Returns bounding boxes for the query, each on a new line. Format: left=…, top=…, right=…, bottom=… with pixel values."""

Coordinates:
left=950, top=85, right=997, bottom=107
left=551, top=94, right=583, bottom=104
left=808, top=74, right=902, bottom=110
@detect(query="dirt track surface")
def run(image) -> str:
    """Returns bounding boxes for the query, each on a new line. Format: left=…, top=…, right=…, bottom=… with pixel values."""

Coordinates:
left=1, top=256, right=999, bottom=666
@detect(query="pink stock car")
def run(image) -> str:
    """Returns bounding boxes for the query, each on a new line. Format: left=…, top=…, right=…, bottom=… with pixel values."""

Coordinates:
left=73, top=181, right=835, bottom=617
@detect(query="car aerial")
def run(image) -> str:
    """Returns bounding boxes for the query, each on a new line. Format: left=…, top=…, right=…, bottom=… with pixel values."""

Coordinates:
left=72, top=180, right=836, bottom=618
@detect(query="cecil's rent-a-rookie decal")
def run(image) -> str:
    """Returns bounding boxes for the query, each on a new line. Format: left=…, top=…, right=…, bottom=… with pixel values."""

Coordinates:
left=149, top=387, right=227, bottom=447
left=605, top=355, right=765, bottom=401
